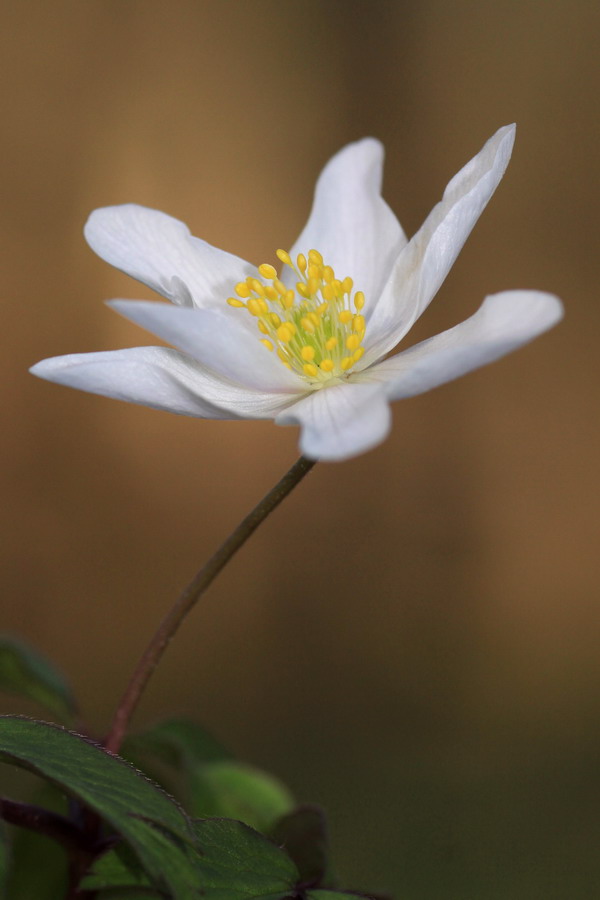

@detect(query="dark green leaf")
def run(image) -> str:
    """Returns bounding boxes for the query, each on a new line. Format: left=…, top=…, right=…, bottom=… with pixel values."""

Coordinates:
left=0, top=637, right=76, bottom=722
left=191, top=817, right=299, bottom=899
left=0, top=717, right=201, bottom=900
left=271, top=805, right=334, bottom=888
left=126, top=718, right=231, bottom=771
left=81, top=843, right=153, bottom=891
left=190, top=761, right=294, bottom=831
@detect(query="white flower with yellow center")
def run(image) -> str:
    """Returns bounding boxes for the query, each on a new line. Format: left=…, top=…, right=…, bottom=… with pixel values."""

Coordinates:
left=31, top=125, right=562, bottom=461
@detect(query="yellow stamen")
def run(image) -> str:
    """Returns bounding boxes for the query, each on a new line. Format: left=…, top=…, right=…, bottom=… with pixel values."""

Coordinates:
left=226, top=248, right=368, bottom=384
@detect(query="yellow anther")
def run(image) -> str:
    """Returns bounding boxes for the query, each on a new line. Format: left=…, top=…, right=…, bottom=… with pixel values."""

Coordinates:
left=257, top=320, right=269, bottom=334
left=301, top=346, right=315, bottom=361
left=341, top=356, right=354, bottom=371
left=283, top=291, right=295, bottom=309
left=235, top=282, right=251, bottom=298
left=250, top=278, right=264, bottom=296
left=353, top=346, right=365, bottom=362
left=277, top=347, right=289, bottom=364
left=276, top=249, right=292, bottom=266
left=320, top=359, right=334, bottom=373
left=323, top=265, right=334, bottom=283
left=354, top=291, right=365, bottom=310
left=308, top=264, right=321, bottom=280
left=265, top=285, right=278, bottom=301
left=333, top=279, right=343, bottom=298
left=258, top=263, right=277, bottom=280
left=325, top=336, right=338, bottom=350
left=308, top=249, right=323, bottom=264
left=353, top=315, right=366, bottom=332
left=297, top=282, right=310, bottom=299
left=274, top=279, right=287, bottom=295
left=249, top=297, right=268, bottom=316
left=297, top=253, right=307, bottom=273
left=309, top=312, right=320, bottom=327
left=261, top=339, right=274, bottom=351
left=286, top=321, right=297, bottom=336
left=346, top=334, right=360, bottom=351
left=303, top=363, right=318, bottom=377
left=342, top=276, right=353, bottom=294
left=322, top=284, right=334, bottom=301
left=301, top=317, right=315, bottom=333
left=227, top=297, right=246, bottom=308
left=318, top=303, right=328, bottom=316
left=308, top=278, right=321, bottom=296
left=269, top=312, right=281, bottom=328
left=277, top=324, right=294, bottom=343
left=339, top=310, right=352, bottom=324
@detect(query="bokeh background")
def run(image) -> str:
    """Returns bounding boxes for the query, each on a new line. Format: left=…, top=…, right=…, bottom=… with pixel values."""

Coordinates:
left=1, top=1, right=599, bottom=896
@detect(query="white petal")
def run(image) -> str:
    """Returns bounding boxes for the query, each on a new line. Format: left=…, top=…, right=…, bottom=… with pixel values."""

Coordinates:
left=276, top=382, right=391, bottom=461
left=287, top=139, right=407, bottom=302
left=84, top=205, right=255, bottom=307
left=363, top=125, right=516, bottom=366
left=356, top=290, right=563, bottom=400
left=30, top=347, right=302, bottom=420
left=109, top=300, right=305, bottom=393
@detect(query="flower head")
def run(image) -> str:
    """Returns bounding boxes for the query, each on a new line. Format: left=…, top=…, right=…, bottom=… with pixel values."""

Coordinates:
left=31, top=125, right=562, bottom=461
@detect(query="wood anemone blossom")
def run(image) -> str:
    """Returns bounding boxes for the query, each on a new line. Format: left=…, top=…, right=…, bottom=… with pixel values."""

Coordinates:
left=31, top=125, right=563, bottom=461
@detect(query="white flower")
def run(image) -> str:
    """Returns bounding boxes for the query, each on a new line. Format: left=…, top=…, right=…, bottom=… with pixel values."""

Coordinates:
left=31, top=125, right=562, bottom=461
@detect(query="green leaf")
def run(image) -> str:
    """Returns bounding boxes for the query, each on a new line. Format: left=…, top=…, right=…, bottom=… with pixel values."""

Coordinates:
left=0, top=637, right=76, bottom=723
left=190, top=818, right=299, bottom=899
left=128, top=719, right=293, bottom=833
left=81, top=843, right=154, bottom=891
left=270, top=805, right=334, bottom=888
left=190, top=761, right=295, bottom=831
left=126, top=718, right=232, bottom=770
left=0, top=717, right=201, bottom=900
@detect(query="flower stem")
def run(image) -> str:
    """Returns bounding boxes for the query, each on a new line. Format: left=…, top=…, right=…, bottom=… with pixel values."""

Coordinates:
left=104, top=454, right=316, bottom=755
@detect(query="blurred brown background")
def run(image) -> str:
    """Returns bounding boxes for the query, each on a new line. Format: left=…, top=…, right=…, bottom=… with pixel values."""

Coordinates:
left=1, top=1, right=599, bottom=896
